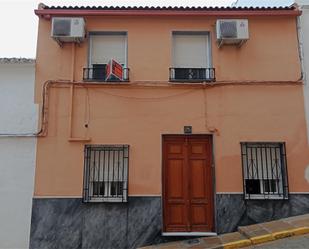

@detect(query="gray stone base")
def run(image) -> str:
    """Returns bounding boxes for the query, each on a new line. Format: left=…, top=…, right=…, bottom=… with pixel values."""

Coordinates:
left=30, top=197, right=162, bottom=249
left=216, top=194, right=309, bottom=234
left=30, top=195, right=309, bottom=248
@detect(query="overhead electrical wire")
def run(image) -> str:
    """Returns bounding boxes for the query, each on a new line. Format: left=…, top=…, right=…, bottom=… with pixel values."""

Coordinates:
left=0, top=78, right=302, bottom=137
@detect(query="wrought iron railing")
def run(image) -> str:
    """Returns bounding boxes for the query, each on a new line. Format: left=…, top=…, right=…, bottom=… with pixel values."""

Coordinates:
left=169, top=68, right=216, bottom=82
left=83, top=145, right=129, bottom=203
left=241, top=142, right=289, bottom=200
left=83, top=66, right=130, bottom=82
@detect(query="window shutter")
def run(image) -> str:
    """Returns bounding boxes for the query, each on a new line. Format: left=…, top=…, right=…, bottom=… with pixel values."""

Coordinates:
left=90, top=35, right=126, bottom=65
left=173, top=34, right=208, bottom=68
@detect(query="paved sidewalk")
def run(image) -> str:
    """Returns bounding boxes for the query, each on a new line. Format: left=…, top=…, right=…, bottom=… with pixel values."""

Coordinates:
left=140, top=214, right=309, bottom=249
left=244, top=234, right=309, bottom=248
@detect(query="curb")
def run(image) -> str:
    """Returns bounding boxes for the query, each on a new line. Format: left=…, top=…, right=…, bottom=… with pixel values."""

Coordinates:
left=291, top=227, right=309, bottom=236
left=249, top=234, right=274, bottom=245
left=272, top=230, right=293, bottom=239
left=223, top=239, right=251, bottom=249
left=221, top=227, right=309, bottom=249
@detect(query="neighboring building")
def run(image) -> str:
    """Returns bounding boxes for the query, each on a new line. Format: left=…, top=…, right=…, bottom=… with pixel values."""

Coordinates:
left=31, top=5, right=309, bottom=249
left=297, top=0, right=309, bottom=144
left=0, top=58, right=37, bottom=249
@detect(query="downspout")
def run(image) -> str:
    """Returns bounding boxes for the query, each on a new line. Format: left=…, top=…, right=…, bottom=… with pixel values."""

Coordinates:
left=296, top=6, right=305, bottom=82
left=68, top=42, right=75, bottom=139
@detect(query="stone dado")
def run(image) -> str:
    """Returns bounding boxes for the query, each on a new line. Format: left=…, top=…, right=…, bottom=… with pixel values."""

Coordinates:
left=30, top=195, right=309, bottom=249
left=30, top=197, right=162, bottom=249
left=216, top=194, right=309, bottom=234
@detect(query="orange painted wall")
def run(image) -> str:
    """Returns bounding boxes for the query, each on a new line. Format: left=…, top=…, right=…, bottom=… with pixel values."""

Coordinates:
left=35, top=16, right=301, bottom=99
left=34, top=15, right=309, bottom=196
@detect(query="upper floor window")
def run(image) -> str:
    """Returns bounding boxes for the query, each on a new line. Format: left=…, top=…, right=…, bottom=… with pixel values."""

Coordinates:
left=241, top=142, right=289, bottom=200
left=170, top=31, right=215, bottom=82
left=83, top=32, right=129, bottom=82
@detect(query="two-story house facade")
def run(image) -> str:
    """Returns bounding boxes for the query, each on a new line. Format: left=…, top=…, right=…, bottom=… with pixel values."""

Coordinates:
left=31, top=5, right=309, bottom=249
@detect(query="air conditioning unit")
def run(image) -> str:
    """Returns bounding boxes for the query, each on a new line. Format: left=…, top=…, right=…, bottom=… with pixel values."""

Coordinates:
left=216, top=19, right=249, bottom=47
left=51, top=17, right=85, bottom=43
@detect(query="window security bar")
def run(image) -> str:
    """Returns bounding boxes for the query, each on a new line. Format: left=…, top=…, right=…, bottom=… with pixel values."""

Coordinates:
left=241, top=142, right=289, bottom=200
left=83, top=145, right=129, bottom=203
left=83, top=66, right=130, bottom=82
left=169, top=68, right=216, bottom=82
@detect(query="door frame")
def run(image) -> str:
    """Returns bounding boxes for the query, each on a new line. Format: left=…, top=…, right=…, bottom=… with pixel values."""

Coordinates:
left=161, top=134, right=216, bottom=236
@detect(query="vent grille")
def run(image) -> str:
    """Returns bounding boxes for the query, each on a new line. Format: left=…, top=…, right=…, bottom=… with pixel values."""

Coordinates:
left=53, top=19, right=71, bottom=36
left=220, top=21, right=237, bottom=38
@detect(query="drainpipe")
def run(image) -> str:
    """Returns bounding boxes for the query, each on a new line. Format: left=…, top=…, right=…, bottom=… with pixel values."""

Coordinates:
left=68, top=43, right=75, bottom=139
left=296, top=5, right=306, bottom=82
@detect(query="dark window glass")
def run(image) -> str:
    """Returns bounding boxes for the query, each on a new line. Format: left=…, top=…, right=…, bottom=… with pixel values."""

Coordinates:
left=92, top=64, right=106, bottom=80
left=245, top=179, right=261, bottom=194
left=93, top=181, right=104, bottom=196
left=174, top=68, right=206, bottom=81
left=263, top=179, right=277, bottom=193
left=111, top=181, right=123, bottom=196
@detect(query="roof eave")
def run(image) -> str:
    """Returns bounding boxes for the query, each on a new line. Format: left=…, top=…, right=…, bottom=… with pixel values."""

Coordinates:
left=34, top=9, right=302, bottom=18
left=0, top=58, right=35, bottom=64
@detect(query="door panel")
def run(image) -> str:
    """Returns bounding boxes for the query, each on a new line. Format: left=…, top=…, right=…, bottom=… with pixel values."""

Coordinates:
left=164, top=138, right=189, bottom=232
left=168, top=205, right=187, bottom=231
left=190, top=159, right=206, bottom=198
left=168, top=143, right=184, bottom=154
left=163, top=135, right=214, bottom=233
left=191, top=205, right=207, bottom=224
left=190, top=142, right=206, bottom=155
left=167, top=160, right=184, bottom=198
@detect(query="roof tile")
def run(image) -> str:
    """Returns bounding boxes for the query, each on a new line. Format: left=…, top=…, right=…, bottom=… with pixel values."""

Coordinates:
left=42, top=5, right=295, bottom=11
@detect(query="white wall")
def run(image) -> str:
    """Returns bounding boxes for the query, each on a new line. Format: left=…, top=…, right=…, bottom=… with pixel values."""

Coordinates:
left=0, top=61, right=38, bottom=249
left=233, top=0, right=293, bottom=7
left=297, top=0, right=309, bottom=5
left=297, top=3, right=309, bottom=144
left=0, top=63, right=37, bottom=133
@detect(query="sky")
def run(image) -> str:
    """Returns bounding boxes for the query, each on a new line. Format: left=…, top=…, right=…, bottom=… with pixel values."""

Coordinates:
left=0, top=0, right=295, bottom=58
left=233, top=0, right=293, bottom=6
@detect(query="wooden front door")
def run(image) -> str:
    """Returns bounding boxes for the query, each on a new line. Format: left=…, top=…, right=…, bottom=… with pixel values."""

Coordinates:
left=163, top=135, right=214, bottom=232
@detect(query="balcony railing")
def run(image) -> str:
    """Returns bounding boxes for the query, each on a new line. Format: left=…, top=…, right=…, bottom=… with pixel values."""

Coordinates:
left=83, top=66, right=130, bottom=82
left=169, top=68, right=216, bottom=82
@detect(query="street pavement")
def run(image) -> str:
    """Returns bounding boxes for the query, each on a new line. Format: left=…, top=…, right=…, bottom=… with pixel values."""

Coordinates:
left=245, top=234, right=309, bottom=249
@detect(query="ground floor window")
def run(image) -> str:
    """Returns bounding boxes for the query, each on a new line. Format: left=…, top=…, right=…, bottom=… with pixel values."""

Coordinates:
left=83, top=145, right=129, bottom=202
left=241, top=142, right=289, bottom=200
